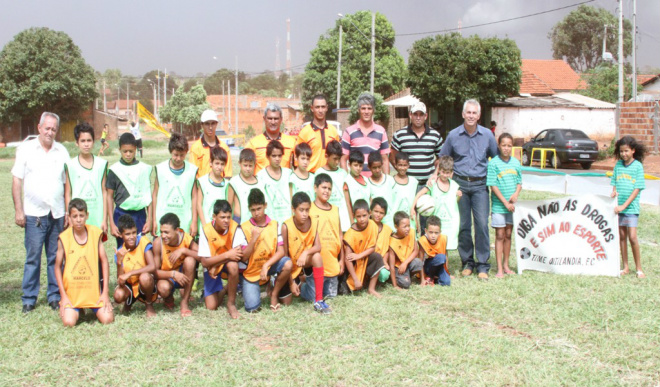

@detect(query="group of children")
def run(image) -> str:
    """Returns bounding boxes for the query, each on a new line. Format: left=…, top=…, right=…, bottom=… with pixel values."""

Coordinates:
left=54, top=121, right=647, bottom=326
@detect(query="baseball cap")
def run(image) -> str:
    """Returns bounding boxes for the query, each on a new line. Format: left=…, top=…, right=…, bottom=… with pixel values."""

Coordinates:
left=200, top=109, right=218, bottom=123
left=410, top=101, right=426, bottom=114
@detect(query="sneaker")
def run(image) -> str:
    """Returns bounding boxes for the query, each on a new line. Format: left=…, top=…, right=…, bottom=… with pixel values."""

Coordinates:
left=477, top=272, right=489, bottom=280
left=313, top=300, right=332, bottom=315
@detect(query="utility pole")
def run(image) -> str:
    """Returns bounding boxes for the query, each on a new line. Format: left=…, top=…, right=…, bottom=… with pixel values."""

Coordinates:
left=618, top=0, right=624, bottom=103
left=103, top=79, right=107, bottom=112
left=235, top=56, right=239, bottom=135
left=632, top=0, right=637, bottom=102
left=370, top=12, right=375, bottom=94
left=228, top=80, right=232, bottom=133
left=164, top=68, right=168, bottom=106
left=117, top=84, right=120, bottom=114
left=157, top=69, right=161, bottom=114
left=126, top=81, right=129, bottom=120
left=337, top=24, right=343, bottom=109
left=222, top=82, right=225, bottom=129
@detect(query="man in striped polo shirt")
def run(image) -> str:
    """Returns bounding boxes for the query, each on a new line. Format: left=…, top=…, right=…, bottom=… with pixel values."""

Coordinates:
left=340, top=93, right=390, bottom=177
left=389, top=101, right=443, bottom=188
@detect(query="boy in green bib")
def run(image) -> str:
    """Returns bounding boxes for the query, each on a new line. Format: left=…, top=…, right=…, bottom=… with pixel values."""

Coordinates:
left=65, top=123, right=108, bottom=233
left=289, top=142, right=315, bottom=201
left=228, top=148, right=262, bottom=224
left=390, top=152, right=419, bottom=232
left=344, top=150, right=371, bottom=219
left=197, top=146, right=229, bottom=231
left=107, top=133, right=153, bottom=247
left=152, top=133, right=198, bottom=237
left=317, top=140, right=351, bottom=232
left=257, top=141, right=292, bottom=226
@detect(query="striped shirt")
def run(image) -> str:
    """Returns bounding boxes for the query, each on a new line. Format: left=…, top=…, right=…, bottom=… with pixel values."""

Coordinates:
left=611, top=159, right=645, bottom=214
left=486, top=155, right=522, bottom=214
left=391, top=125, right=443, bottom=185
left=341, top=122, right=390, bottom=177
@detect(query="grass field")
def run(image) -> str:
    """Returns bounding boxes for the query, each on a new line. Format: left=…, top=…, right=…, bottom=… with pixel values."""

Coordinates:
left=1, top=140, right=659, bottom=386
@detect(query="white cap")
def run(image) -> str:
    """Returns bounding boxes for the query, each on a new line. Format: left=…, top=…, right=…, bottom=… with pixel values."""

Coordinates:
left=200, top=109, right=218, bottom=123
left=410, top=101, right=427, bottom=114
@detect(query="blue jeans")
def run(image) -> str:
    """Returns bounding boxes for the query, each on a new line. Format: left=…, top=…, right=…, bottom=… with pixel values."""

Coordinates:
left=300, top=275, right=339, bottom=302
left=424, top=254, right=451, bottom=286
left=113, top=207, right=147, bottom=248
left=455, top=177, right=491, bottom=273
left=241, top=257, right=290, bottom=312
left=417, top=183, right=429, bottom=232
left=23, top=213, right=64, bottom=305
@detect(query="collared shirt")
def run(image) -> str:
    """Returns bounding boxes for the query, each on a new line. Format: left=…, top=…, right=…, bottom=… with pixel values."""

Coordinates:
left=439, top=124, right=498, bottom=178
left=391, top=124, right=443, bottom=185
left=245, top=132, right=296, bottom=175
left=11, top=138, right=70, bottom=218
left=189, top=135, right=233, bottom=179
left=296, top=121, right=340, bottom=173
left=341, top=122, right=390, bottom=177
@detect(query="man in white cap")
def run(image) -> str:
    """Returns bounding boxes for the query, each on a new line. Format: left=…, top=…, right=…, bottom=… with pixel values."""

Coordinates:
left=189, top=109, right=233, bottom=179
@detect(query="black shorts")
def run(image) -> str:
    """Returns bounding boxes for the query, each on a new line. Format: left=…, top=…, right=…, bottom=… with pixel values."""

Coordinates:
left=118, top=274, right=157, bottom=306
left=100, top=138, right=106, bottom=144
left=136, top=139, right=143, bottom=148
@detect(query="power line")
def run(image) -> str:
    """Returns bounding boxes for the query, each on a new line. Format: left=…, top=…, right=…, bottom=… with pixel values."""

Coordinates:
left=395, top=0, right=596, bottom=37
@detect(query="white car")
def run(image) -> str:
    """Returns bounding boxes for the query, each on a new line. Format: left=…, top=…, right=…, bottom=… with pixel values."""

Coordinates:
left=7, top=135, right=38, bottom=147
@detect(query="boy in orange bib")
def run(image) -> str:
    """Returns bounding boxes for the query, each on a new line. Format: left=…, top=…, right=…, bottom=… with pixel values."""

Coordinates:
left=153, top=213, right=199, bottom=317
left=389, top=211, right=421, bottom=290
left=113, top=214, right=157, bottom=317
left=343, top=199, right=386, bottom=298
left=417, top=215, right=451, bottom=286
left=370, top=197, right=392, bottom=283
left=54, top=199, right=114, bottom=326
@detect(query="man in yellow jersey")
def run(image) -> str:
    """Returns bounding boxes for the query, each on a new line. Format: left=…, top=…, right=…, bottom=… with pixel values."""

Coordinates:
left=244, top=104, right=296, bottom=174
left=296, top=94, right=340, bottom=173
left=190, top=109, right=233, bottom=179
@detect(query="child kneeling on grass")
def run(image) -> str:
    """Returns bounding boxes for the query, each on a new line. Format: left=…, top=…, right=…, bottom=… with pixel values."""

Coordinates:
left=388, top=211, right=422, bottom=289
left=55, top=199, right=114, bottom=326
left=417, top=215, right=451, bottom=286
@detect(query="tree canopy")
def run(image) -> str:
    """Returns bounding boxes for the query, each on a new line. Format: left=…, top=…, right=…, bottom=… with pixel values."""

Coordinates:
left=203, top=68, right=247, bottom=95
left=302, top=11, right=406, bottom=113
left=0, top=27, right=97, bottom=123
left=159, top=85, right=210, bottom=133
left=579, top=64, right=637, bottom=103
left=406, top=33, right=521, bottom=114
left=549, top=5, right=632, bottom=73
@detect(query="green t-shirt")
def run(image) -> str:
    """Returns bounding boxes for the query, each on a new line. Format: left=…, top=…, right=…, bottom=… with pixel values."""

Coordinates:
left=65, top=155, right=107, bottom=229
left=486, top=155, right=522, bottom=214
left=198, top=173, right=228, bottom=228
left=108, top=161, right=152, bottom=211
left=154, top=160, right=198, bottom=235
left=345, top=175, right=371, bottom=206
left=257, top=167, right=292, bottom=226
left=427, top=179, right=460, bottom=250
left=289, top=171, right=316, bottom=202
left=228, top=175, right=263, bottom=224
left=368, top=174, right=395, bottom=229
left=391, top=176, right=419, bottom=231
left=611, top=159, right=645, bottom=214
left=318, top=167, right=350, bottom=231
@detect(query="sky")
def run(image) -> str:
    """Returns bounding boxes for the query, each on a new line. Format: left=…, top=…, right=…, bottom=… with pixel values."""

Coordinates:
left=0, top=0, right=658, bottom=78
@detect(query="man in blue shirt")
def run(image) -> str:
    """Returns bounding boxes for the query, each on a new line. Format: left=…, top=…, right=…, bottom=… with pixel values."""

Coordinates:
left=439, top=99, right=498, bottom=279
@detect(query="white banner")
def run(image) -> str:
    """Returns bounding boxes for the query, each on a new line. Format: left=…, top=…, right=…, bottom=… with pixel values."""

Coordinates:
left=514, top=194, right=620, bottom=277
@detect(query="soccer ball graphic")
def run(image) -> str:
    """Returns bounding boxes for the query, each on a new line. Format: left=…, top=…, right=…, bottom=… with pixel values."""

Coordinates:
left=520, top=247, right=531, bottom=260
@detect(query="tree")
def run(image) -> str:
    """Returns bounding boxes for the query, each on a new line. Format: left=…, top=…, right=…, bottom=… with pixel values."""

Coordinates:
left=406, top=33, right=521, bottom=115
left=0, top=27, right=97, bottom=123
left=133, top=70, right=179, bottom=113
left=302, top=11, right=406, bottom=112
left=549, top=5, right=632, bottom=73
left=348, top=92, right=389, bottom=123
left=159, top=85, right=210, bottom=135
left=203, top=68, right=247, bottom=95
left=579, top=64, right=637, bottom=103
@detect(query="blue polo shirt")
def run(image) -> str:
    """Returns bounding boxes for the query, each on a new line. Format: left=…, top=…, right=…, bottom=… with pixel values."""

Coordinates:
left=439, top=124, right=498, bottom=178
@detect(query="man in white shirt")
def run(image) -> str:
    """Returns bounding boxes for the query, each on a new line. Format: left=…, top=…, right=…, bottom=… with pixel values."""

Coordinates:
left=12, top=112, right=70, bottom=313
left=130, top=121, right=143, bottom=158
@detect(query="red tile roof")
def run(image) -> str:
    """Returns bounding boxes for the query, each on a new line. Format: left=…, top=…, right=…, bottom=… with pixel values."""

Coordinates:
left=519, top=70, right=555, bottom=96
left=522, top=59, right=585, bottom=92
left=639, top=74, right=659, bottom=86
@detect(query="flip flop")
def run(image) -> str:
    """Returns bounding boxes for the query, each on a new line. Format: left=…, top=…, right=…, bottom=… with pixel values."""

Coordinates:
left=270, top=303, right=281, bottom=312
left=504, top=269, right=514, bottom=275
left=636, top=271, right=646, bottom=279
left=620, top=269, right=629, bottom=275
left=495, top=273, right=505, bottom=278
left=180, top=309, right=192, bottom=317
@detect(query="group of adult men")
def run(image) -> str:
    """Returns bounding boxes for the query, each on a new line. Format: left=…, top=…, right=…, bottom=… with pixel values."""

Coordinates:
left=12, top=93, right=497, bottom=312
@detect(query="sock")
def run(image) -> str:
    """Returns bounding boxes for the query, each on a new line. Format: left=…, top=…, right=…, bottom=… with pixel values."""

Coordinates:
left=313, top=267, right=324, bottom=302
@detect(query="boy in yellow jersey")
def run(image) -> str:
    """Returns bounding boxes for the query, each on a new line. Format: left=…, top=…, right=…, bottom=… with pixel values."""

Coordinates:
left=367, top=151, right=395, bottom=228
left=389, top=211, right=422, bottom=290
left=113, top=214, right=157, bottom=317
left=153, top=213, right=198, bottom=317
left=228, top=149, right=262, bottom=224
left=240, top=189, right=291, bottom=312
left=307, top=173, right=343, bottom=300
left=417, top=215, right=451, bottom=286
left=197, top=147, right=229, bottom=230
left=343, top=199, right=386, bottom=297
left=98, top=123, right=110, bottom=156
left=106, top=133, right=152, bottom=247
left=54, top=199, right=114, bottom=326
left=65, top=123, right=108, bottom=233
left=152, top=132, right=198, bottom=237
left=317, top=140, right=351, bottom=231
left=282, top=192, right=331, bottom=314
left=257, top=141, right=292, bottom=226
left=289, top=142, right=315, bottom=201
left=344, top=150, right=371, bottom=218
left=199, top=200, right=245, bottom=319
left=370, top=197, right=392, bottom=283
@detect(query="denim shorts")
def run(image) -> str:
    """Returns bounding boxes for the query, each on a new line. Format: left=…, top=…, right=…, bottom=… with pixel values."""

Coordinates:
left=618, top=213, right=639, bottom=227
left=491, top=212, right=513, bottom=228
left=300, top=273, right=339, bottom=302
left=241, top=257, right=291, bottom=312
